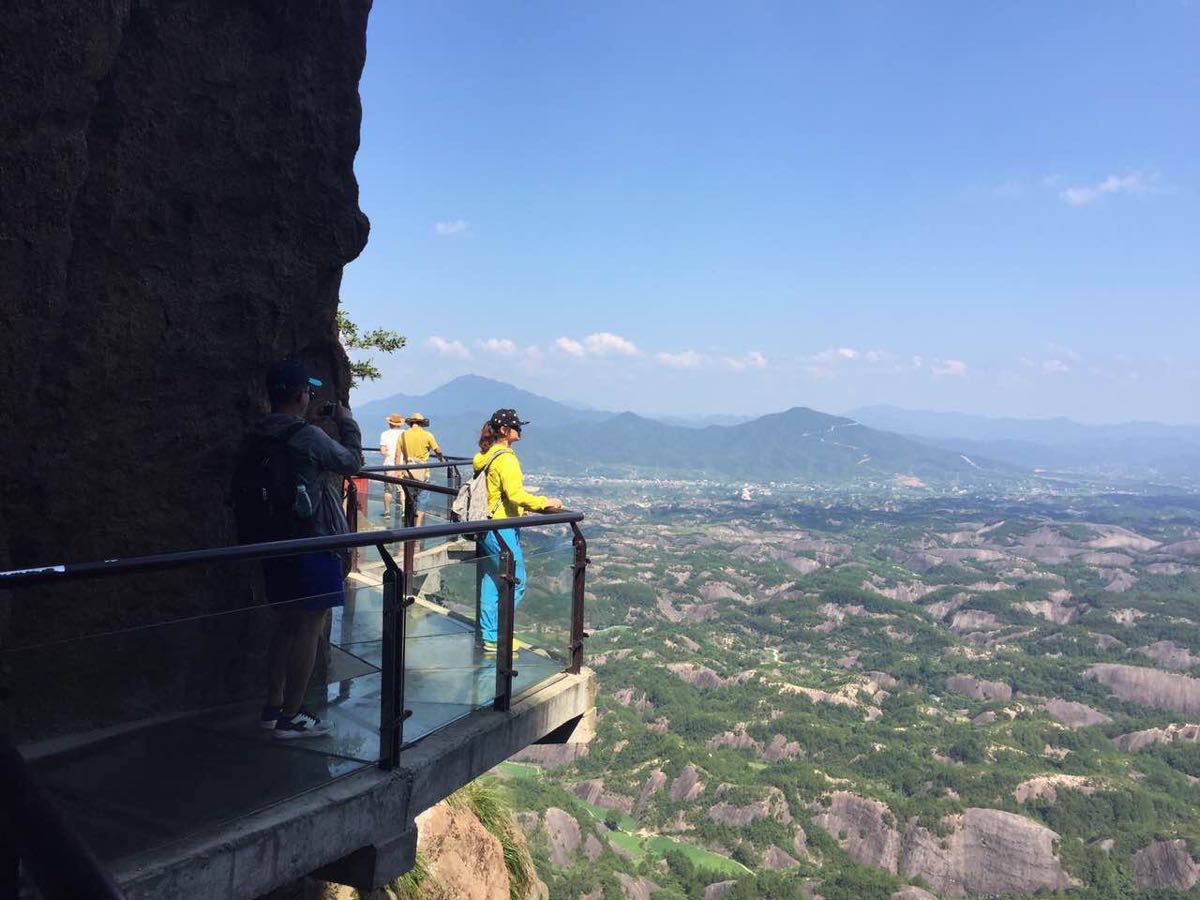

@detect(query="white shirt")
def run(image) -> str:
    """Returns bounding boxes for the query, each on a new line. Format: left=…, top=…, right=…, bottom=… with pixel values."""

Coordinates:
left=379, top=427, right=404, bottom=465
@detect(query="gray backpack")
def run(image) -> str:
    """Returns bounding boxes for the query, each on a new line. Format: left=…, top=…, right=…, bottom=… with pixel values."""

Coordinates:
left=451, top=450, right=511, bottom=526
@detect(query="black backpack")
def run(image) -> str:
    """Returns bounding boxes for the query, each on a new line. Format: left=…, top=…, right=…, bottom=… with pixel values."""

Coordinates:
left=232, top=421, right=311, bottom=543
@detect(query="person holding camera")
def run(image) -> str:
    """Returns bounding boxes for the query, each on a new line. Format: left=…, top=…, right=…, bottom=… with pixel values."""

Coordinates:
left=252, top=359, right=362, bottom=739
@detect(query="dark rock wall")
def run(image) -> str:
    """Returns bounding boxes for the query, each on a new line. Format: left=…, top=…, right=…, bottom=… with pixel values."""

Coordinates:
left=0, top=0, right=372, bottom=732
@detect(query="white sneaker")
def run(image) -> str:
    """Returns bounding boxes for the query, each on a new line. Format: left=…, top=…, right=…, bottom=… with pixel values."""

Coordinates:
left=273, top=709, right=333, bottom=740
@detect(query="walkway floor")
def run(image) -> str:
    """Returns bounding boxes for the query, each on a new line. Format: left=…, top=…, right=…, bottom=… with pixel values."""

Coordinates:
left=28, top=597, right=562, bottom=864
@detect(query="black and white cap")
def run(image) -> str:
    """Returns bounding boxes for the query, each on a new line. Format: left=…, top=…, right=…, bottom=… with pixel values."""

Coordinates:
left=490, top=408, right=530, bottom=431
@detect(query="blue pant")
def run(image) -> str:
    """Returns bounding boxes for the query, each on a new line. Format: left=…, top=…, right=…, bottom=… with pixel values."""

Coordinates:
left=479, top=528, right=525, bottom=644
left=263, top=551, right=345, bottom=610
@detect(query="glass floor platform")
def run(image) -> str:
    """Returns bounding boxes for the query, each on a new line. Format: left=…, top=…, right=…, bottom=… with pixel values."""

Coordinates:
left=26, top=600, right=564, bottom=864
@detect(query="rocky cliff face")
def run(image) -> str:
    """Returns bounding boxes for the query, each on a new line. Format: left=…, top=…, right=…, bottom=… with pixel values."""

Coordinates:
left=1112, top=722, right=1200, bottom=753
left=1085, top=663, right=1200, bottom=715
left=1130, top=839, right=1199, bottom=891
left=1, top=0, right=370, bottom=733
left=812, top=793, right=1072, bottom=897
left=416, top=801, right=547, bottom=900
left=813, top=791, right=901, bottom=873
left=901, top=808, right=1071, bottom=897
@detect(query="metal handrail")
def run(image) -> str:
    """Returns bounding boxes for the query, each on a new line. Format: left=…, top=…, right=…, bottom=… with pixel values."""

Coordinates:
left=358, top=472, right=458, bottom=496
left=360, top=460, right=471, bottom=473
left=0, top=501, right=587, bottom=883
left=0, top=512, right=585, bottom=588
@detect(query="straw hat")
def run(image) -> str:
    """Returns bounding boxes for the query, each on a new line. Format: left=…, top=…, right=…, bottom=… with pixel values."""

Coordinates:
left=386, top=413, right=405, bottom=427
left=406, top=412, right=430, bottom=425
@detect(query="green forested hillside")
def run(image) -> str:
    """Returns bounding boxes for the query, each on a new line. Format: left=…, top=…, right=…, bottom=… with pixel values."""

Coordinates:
left=497, top=483, right=1200, bottom=899
left=355, top=377, right=1016, bottom=484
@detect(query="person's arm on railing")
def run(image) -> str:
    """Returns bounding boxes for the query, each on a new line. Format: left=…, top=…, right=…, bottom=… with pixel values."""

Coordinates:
left=493, top=453, right=563, bottom=513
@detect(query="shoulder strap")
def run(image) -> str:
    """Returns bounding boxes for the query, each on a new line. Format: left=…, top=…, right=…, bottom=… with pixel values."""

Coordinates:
left=282, top=421, right=308, bottom=443
left=480, top=448, right=513, bottom=515
left=478, top=447, right=512, bottom=475
left=256, top=420, right=307, bottom=448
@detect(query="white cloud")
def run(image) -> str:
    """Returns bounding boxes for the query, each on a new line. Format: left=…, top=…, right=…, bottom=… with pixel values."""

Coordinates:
left=724, top=350, right=768, bottom=371
left=433, top=219, right=470, bottom=236
left=1045, top=343, right=1083, bottom=364
left=656, top=350, right=705, bottom=369
left=931, top=359, right=967, bottom=377
left=1023, top=356, right=1071, bottom=374
left=1060, top=172, right=1156, bottom=207
left=583, top=332, right=640, bottom=357
left=556, top=332, right=641, bottom=358
left=524, top=345, right=544, bottom=364
left=427, top=335, right=472, bottom=360
left=555, top=336, right=585, bottom=358
left=802, top=346, right=897, bottom=377
left=479, top=337, right=519, bottom=357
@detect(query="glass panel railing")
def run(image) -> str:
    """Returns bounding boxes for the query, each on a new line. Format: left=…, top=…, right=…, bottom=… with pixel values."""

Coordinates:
left=511, top=541, right=576, bottom=698
left=404, top=548, right=494, bottom=743
left=1, top=547, right=383, bottom=865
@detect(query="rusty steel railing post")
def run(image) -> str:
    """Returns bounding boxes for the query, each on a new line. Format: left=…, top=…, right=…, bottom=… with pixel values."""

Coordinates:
left=445, top=464, right=461, bottom=521
left=401, top=484, right=417, bottom=584
left=376, top=543, right=410, bottom=769
left=473, top=536, right=485, bottom=649
left=569, top=522, right=589, bottom=674
left=493, top=531, right=517, bottom=712
left=345, top=477, right=359, bottom=531
left=344, top=477, right=360, bottom=572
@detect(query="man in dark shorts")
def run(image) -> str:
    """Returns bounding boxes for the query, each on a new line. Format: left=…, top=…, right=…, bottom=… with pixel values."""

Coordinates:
left=254, top=359, right=362, bottom=738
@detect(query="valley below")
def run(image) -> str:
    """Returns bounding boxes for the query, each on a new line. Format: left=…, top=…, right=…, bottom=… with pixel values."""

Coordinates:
left=484, top=478, right=1200, bottom=899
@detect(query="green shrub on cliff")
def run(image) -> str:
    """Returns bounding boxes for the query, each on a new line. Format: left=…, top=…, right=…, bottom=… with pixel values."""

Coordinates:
left=449, top=778, right=537, bottom=900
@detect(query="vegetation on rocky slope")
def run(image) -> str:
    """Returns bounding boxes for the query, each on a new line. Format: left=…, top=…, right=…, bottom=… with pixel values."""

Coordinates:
left=501, top=481, right=1200, bottom=898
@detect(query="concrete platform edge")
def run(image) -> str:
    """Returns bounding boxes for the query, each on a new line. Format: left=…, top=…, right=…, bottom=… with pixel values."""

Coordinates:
left=112, top=668, right=595, bottom=899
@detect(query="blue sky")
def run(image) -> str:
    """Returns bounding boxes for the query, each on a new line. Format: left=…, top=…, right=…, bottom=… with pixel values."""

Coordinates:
left=342, top=1, right=1199, bottom=423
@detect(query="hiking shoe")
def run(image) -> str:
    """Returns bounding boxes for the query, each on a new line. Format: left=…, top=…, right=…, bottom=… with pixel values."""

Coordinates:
left=260, top=705, right=283, bottom=730
left=273, top=710, right=332, bottom=740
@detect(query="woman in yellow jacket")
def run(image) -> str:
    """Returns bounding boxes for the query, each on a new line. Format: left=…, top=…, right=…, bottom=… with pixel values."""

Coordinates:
left=473, top=408, right=563, bottom=653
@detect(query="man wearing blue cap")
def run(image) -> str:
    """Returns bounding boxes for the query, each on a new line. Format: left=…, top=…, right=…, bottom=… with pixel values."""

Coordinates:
left=254, top=359, right=362, bottom=738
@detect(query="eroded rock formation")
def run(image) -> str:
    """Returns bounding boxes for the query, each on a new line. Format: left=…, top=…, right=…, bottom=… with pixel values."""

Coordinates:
left=812, top=794, right=1072, bottom=896
left=416, top=801, right=534, bottom=900
left=1112, top=722, right=1200, bottom=753
left=813, top=791, right=901, bottom=873
left=901, top=808, right=1071, bottom=897
left=1131, top=839, right=1199, bottom=891
left=670, top=764, right=705, bottom=802
left=1140, top=640, right=1200, bottom=670
left=634, top=769, right=667, bottom=820
left=571, top=779, right=634, bottom=815
left=543, top=807, right=581, bottom=867
left=1041, top=698, right=1112, bottom=727
left=946, top=674, right=1012, bottom=702
left=707, top=784, right=792, bottom=827
left=1085, top=663, right=1200, bottom=715
left=1014, top=774, right=1094, bottom=804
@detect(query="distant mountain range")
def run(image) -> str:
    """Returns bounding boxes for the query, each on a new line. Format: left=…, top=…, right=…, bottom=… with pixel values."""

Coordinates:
left=849, top=405, right=1200, bottom=480
left=356, top=377, right=1008, bottom=484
